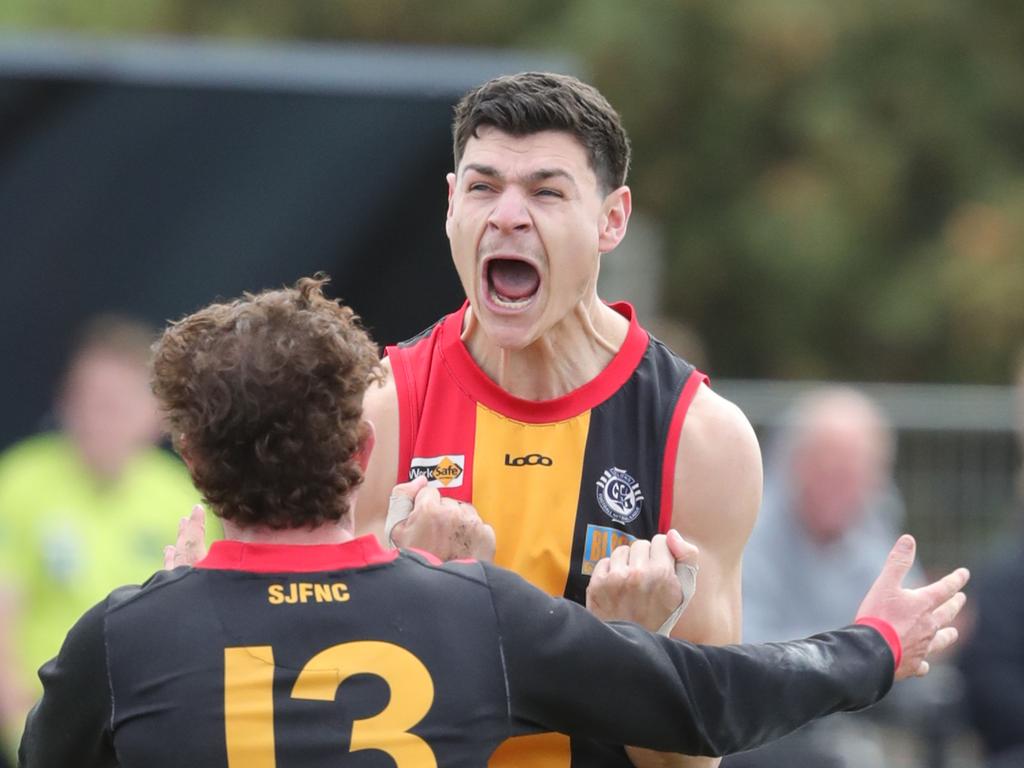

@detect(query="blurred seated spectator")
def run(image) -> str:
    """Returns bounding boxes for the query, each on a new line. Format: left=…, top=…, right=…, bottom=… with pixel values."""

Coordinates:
left=724, top=386, right=956, bottom=768
left=0, top=315, right=199, bottom=754
left=743, top=386, right=908, bottom=643
left=959, top=351, right=1024, bottom=768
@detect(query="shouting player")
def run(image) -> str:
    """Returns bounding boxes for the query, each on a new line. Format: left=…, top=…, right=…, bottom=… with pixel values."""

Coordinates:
left=358, top=72, right=761, bottom=768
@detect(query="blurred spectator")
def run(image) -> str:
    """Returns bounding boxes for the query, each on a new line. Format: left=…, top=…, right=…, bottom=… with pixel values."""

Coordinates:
left=959, top=351, right=1024, bottom=768
left=724, top=386, right=947, bottom=768
left=0, top=316, right=198, bottom=754
left=742, top=386, right=906, bottom=643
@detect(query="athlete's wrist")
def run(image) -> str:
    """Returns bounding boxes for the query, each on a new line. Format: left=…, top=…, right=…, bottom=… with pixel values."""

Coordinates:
left=854, top=616, right=902, bottom=670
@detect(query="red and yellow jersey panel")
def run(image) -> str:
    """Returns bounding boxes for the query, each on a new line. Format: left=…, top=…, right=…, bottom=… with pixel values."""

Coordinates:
left=387, top=302, right=707, bottom=767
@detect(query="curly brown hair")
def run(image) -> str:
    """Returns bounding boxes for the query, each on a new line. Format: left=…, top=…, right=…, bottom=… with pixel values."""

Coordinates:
left=452, top=72, right=631, bottom=193
left=152, top=276, right=381, bottom=530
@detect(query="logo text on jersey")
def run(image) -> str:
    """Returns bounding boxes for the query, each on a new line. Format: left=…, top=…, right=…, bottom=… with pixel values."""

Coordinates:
left=595, top=467, right=644, bottom=524
left=503, top=453, right=553, bottom=467
left=409, top=455, right=465, bottom=487
left=581, top=524, right=638, bottom=575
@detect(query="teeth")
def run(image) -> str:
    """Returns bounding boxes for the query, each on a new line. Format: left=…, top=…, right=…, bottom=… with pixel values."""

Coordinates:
left=490, top=288, right=532, bottom=308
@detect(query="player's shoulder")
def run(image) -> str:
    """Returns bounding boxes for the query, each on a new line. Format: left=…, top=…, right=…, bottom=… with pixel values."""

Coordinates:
left=103, top=567, right=196, bottom=615
left=672, top=384, right=762, bottom=538
left=48, top=571, right=195, bottom=669
left=380, top=310, right=454, bottom=381
left=390, top=312, right=449, bottom=352
left=398, top=548, right=490, bottom=589
left=680, top=384, right=759, bottom=468
left=402, top=555, right=555, bottom=613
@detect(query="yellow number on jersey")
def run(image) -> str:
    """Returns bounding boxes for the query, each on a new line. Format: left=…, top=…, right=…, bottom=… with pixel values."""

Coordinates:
left=225, top=646, right=277, bottom=768
left=224, top=642, right=436, bottom=767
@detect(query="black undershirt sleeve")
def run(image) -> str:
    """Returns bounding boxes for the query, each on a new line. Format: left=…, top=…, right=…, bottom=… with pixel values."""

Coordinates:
left=19, top=598, right=117, bottom=768
left=483, top=563, right=894, bottom=757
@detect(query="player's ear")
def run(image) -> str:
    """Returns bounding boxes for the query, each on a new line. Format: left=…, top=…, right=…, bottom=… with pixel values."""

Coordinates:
left=598, top=185, right=631, bottom=254
left=355, top=420, right=376, bottom=472
left=445, top=172, right=457, bottom=235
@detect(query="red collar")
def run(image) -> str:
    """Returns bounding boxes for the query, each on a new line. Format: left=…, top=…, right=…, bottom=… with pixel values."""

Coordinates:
left=194, top=535, right=398, bottom=573
left=439, top=300, right=649, bottom=423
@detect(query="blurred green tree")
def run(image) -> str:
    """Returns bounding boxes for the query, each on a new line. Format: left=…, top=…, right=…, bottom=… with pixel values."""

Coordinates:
left=3, top=0, right=1021, bottom=382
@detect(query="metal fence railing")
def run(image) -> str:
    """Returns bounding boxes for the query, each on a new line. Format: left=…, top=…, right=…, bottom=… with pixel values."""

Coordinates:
left=715, top=380, right=1021, bottom=573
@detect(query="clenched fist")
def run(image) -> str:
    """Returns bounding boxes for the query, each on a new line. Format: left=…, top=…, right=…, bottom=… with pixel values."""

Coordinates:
left=387, top=477, right=496, bottom=562
left=586, top=530, right=699, bottom=634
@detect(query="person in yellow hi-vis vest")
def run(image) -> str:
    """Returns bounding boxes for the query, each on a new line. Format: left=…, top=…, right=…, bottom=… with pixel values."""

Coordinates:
left=0, top=315, right=200, bottom=759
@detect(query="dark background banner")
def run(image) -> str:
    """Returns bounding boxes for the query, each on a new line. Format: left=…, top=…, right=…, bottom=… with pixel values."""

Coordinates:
left=0, top=37, right=570, bottom=449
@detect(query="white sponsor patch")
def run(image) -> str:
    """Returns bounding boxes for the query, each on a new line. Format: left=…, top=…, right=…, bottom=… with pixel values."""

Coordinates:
left=409, top=454, right=465, bottom=488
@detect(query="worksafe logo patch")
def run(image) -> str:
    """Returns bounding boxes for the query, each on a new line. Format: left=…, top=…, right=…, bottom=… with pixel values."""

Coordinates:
left=409, top=455, right=465, bottom=487
left=596, top=467, right=644, bottom=524
left=581, top=524, right=638, bottom=575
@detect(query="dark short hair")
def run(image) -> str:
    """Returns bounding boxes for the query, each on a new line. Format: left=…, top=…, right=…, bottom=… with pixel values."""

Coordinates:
left=68, top=314, right=157, bottom=369
left=452, top=72, right=631, bottom=192
left=152, top=276, right=381, bottom=530
left=59, top=314, right=158, bottom=405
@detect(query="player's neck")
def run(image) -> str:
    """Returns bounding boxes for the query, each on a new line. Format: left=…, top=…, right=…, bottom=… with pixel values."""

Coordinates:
left=463, top=299, right=629, bottom=400
left=222, top=518, right=356, bottom=546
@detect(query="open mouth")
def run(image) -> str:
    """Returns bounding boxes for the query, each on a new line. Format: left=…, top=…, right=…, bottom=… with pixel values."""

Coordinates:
left=485, top=258, right=541, bottom=309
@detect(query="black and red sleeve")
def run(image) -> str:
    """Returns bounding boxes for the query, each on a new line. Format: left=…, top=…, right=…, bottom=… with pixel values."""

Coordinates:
left=483, top=562, right=895, bottom=757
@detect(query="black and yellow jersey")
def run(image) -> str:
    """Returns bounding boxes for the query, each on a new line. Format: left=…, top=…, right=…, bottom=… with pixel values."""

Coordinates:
left=387, top=302, right=707, bottom=765
left=20, top=536, right=898, bottom=768
left=387, top=302, right=707, bottom=605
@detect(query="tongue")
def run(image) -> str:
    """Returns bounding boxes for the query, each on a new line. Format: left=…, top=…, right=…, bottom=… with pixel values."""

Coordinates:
left=489, top=259, right=540, bottom=300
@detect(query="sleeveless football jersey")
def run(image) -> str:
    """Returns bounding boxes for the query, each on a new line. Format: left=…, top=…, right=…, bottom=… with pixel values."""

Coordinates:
left=387, top=301, right=708, bottom=767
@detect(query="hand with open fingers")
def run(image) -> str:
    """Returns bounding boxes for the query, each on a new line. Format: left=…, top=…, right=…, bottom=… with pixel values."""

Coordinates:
left=586, top=530, right=700, bottom=633
left=162, top=504, right=208, bottom=570
left=856, top=534, right=970, bottom=681
left=388, top=480, right=496, bottom=562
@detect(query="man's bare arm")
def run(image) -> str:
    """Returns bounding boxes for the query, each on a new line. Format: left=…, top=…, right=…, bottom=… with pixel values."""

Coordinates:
left=627, top=384, right=763, bottom=768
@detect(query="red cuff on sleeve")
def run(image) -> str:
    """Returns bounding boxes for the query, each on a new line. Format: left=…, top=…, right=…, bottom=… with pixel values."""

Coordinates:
left=855, top=617, right=902, bottom=671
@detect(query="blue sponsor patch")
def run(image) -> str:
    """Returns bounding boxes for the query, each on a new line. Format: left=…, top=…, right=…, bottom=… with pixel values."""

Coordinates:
left=581, top=523, right=637, bottom=575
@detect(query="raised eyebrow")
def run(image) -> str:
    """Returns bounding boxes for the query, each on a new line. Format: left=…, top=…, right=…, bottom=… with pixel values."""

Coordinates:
left=526, top=168, right=577, bottom=187
left=462, top=163, right=503, bottom=180
left=462, top=164, right=576, bottom=189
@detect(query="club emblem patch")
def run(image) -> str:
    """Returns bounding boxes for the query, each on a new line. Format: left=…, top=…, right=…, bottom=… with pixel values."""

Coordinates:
left=595, top=467, right=644, bottom=524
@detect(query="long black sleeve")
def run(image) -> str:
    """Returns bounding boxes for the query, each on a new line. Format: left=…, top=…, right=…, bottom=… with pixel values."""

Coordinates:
left=484, top=562, right=894, bottom=757
left=18, top=598, right=117, bottom=768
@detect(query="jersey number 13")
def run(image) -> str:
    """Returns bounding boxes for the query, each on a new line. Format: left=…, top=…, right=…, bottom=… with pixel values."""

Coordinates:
left=224, top=641, right=436, bottom=767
